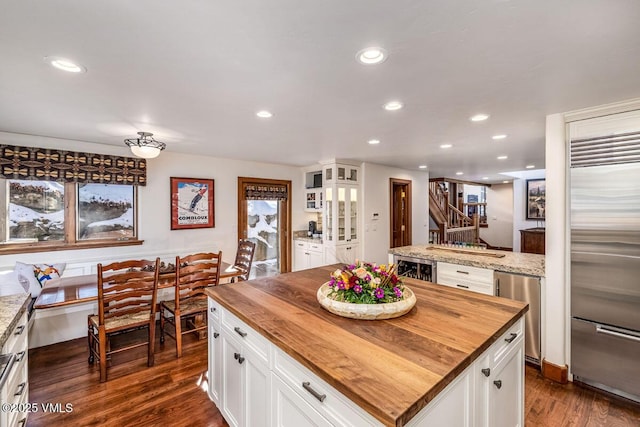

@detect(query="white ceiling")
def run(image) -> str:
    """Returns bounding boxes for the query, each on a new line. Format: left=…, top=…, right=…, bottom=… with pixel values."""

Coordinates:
left=1, top=1, right=639, bottom=182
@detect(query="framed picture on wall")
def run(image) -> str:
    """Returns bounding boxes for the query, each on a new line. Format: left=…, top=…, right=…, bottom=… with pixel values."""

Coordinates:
left=170, top=177, right=215, bottom=229
left=526, top=179, right=545, bottom=220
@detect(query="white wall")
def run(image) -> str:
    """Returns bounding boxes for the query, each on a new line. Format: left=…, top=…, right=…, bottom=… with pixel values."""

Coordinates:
left=0, top=131, right=309, bottom=268
left=479, top=183, right=513, bottom=249
left=361, top=163, right=429, bottom=264
left=512, top=173, right=546, bottom=252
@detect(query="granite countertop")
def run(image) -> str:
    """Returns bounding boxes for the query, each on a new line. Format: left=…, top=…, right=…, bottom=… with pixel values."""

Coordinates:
left=293, top=236, right=323, bottom=244
left=0, top=293, right=30, bottom=350
left=390, top=244, right=545, bottom=277
left=205, top=265, right=527, bottom=427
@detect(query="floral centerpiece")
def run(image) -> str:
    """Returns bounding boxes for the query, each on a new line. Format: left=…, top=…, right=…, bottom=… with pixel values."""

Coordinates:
left=317, top=261, right=416, bottom=320
left=327, top=261, right=404, bottom=304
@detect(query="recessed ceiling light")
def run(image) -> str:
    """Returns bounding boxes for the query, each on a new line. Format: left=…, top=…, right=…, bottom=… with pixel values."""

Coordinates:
left=503, top=180, right=509, bottom=184
left=456, top=171, right=464, bottom=176
left=526, top=164, right=535, bottom=169
left=356, top=47, right=388, bottom=65
left=492, top=134, right=507, bottom=140
left=418, top=165, right=427, bottom=169
left=497, top=155, right=508, bottom=160
left=256, top=110, right=273, bottom=118
left=470, top=114, right=490, bottom=122
left=383, top=101, right=403, bottom=111
left=368, top=139, right=380, bottom=145
left=482, top=177, right=489, bottom=180
left=44, top=56, right=86, bottom=73
left=440, top=144, right=453, bottom=149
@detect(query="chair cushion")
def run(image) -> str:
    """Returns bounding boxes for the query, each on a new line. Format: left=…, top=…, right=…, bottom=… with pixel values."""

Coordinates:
left=90, top=310, right=152, bottom=331
left=162, top=297, right=207, bottom=315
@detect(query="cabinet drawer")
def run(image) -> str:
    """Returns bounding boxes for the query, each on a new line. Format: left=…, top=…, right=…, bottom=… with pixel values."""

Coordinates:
left=308, top=242, right=323, bottom=252
left=3, top=310, right=28, bottom=354
left=6, top=354, right=29, bottom=406
left=272, top=348, right=376, bottom=427
left=221, top=308, right=270, bottom=363
left=488, top=317, right=524, bottom=368
left=437, top=262, right=494, bottom=295
left=437, top=262, right=494, bottom=283
left=295, top=241, right=309, bottom=250
left=208, top=298, right=221, bottom=324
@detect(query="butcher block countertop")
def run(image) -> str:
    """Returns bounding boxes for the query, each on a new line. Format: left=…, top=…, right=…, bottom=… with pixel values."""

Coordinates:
left=205, top=265, right=528, bottom=427
left=390, top=244, right=545, bottom=277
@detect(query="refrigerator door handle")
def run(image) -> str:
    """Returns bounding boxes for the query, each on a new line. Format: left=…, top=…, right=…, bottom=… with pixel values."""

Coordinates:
left=596, top=325, right=640, bottom=343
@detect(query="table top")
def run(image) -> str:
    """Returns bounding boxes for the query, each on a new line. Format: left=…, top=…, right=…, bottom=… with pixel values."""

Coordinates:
left=205, top=264, right=528, bottom=427
left=34, top=261, right=242, bottom=309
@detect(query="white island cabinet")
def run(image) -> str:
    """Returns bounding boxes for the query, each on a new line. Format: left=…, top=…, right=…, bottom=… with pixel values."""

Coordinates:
left=208, top=297, right=524, bottom=427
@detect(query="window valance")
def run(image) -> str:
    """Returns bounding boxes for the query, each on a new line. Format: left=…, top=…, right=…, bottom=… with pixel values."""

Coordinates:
left=0, top=144, right=147, bottom=185
left=245, top=183, right=288, bottom=200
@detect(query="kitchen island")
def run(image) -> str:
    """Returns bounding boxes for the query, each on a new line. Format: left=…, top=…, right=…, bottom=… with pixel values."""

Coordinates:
left=204, top=265, right=528, bottom=427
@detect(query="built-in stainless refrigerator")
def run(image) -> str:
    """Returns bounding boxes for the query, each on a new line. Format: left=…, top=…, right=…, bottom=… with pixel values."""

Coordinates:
left=570, top=131, right=640, bottom=403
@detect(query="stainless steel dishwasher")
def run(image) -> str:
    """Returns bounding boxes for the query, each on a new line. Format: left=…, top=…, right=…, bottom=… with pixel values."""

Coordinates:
left=495, top=271, right=541, bottom=364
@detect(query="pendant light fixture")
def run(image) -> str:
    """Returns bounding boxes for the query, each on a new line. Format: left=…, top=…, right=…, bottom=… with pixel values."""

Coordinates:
left=124, top=132, right=166, bottom=159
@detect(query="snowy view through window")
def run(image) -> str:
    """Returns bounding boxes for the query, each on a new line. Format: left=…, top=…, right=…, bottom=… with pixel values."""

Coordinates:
left=8, top=180, right=65, bottom=241
left=78, top=184, right=135, bottom=239
left=247, top=200, right=279, bottom=277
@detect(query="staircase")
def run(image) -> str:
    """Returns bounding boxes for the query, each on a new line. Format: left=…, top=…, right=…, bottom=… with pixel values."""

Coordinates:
left=429, top=180, right=479, bottom=244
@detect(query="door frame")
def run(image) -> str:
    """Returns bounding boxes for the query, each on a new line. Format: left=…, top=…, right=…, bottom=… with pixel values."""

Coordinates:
left=237, top=177, right=292, bottom=273
left=389, top=178, right=412, bottom=248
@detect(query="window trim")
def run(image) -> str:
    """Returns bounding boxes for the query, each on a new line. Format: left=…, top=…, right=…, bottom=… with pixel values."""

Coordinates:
left=2, top=181, right=143, bottom=255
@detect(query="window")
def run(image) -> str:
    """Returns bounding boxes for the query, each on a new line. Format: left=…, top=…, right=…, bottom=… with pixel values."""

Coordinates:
left=77, top=183, right=135, bottom=240
left=7, top=179, right=65, bottom=242
left=2, top=179, right=141, bottom=253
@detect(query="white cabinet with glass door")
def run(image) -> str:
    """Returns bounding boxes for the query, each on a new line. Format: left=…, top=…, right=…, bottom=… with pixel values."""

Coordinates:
left=323, top=163, right=359, bottom=185
left=324, top=165, right=360, bottom=265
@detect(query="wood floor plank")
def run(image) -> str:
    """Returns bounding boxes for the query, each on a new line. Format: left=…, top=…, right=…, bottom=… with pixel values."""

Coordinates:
left=28, top=332, right=640, bottom=426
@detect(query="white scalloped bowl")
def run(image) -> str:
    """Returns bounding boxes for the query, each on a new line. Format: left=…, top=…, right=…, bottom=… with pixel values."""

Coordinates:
left=316, top=283, right=416, bottom=320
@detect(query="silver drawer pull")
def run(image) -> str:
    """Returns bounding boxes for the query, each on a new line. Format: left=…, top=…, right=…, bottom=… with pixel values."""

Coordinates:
left=456, top=284, right=469, bottom=289
left=481, top=368, right=490, bottom=377
left=596, top=325, right=640, bottom=343
left=15, top=325, right=26, bottom=335
left=16, top=351, right=26, bottom=363
left=233, top=352, right=245, bottom=364
left=213, top=332, right=219, bottom=339
left=234, top=326, right=247, bottom=338
left=504, top=333, right=518, bottom=343
left=302, top=381, right=326, bottom=402
left=15, top=382, right=26, bottom=396
left=210, top=307, right=217, bottom=313
left=493, top=380, right=502, bottom=389
left=456, top=270, right=469, bottom=275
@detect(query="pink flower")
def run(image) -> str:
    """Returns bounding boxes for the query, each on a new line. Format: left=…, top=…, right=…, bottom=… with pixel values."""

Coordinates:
left=374, top=288, right=385, bottom=299
left=353, top=285, right=363, bottom=294
left=393, top=287, right=403, bottom=298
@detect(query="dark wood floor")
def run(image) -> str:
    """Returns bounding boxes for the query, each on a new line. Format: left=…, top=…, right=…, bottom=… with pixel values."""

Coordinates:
left=28, top=332, right=640, bottom=426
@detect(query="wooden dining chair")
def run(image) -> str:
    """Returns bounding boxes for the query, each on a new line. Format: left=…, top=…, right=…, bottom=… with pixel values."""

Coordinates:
left=160, top=251, right=222, bottom=357
left=87, top=258, right=160, bottom=382
left=231, top=239, right=256, bottom=282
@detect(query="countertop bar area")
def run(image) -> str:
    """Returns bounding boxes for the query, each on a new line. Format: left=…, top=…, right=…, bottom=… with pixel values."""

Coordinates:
left=390, top=245, right=545, bottom=277
left=205, top=265, right=528, bottom=426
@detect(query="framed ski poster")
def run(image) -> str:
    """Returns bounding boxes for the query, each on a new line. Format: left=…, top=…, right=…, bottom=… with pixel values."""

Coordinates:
left=170, top=177, right=215, bottom=230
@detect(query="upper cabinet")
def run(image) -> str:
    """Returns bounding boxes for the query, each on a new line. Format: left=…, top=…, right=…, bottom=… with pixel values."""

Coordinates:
left=323, top=163, right=359, bottom=184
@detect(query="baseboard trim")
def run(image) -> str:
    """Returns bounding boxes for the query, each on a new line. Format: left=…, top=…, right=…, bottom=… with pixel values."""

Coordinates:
left=541, top=358, right=569, bottom=384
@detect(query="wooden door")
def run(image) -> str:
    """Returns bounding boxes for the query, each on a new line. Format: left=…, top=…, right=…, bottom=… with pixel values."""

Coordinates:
left=390, top=179, right=412, bottom=248
left=238, top=177, right=291, bottom=275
